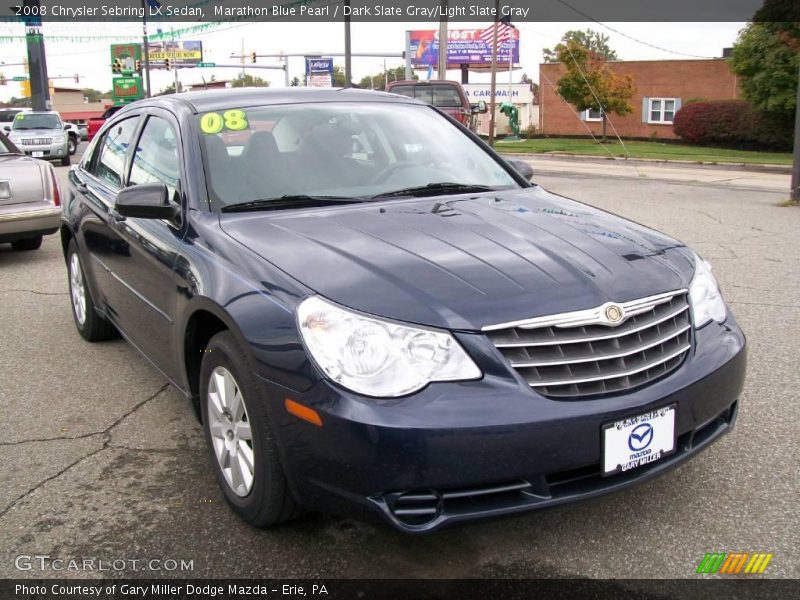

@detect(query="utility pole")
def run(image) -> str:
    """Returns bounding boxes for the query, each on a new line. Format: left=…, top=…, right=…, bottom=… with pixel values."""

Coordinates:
left=404, top=31, right=413, bottom=80
left=792, top=62, right=800, bottom=202
left=140, top=0, right=152, bottom=97
left=487, top=0, right=500, bottom=146
left=344, top=0, right=352, bottom=87
left=24, top=0, right=50, bottom=111
left=437, top=0, right=448, bottom=80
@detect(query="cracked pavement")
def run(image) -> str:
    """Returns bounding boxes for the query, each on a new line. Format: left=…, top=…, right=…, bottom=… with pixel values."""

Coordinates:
left=0, top=154, right=797, bottom=579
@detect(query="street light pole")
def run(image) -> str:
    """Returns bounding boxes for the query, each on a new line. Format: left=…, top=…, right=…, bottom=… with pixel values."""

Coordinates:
left=140, top=0, right=151, bottom=98
left=344, top=0, right=352, bottom=87
left=487, top=0, right=500, bottom=146
left=438, top=0, right=448, bottom=80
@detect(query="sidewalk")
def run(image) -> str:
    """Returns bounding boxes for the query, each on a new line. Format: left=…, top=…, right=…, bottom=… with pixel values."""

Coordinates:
left=504, top=154, right=792, bottom=193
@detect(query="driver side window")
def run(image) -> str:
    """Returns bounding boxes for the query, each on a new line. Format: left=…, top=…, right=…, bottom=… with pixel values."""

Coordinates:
left=93, top=117, right=139, bottom=189
left=129, top=115, right=180, bottom=198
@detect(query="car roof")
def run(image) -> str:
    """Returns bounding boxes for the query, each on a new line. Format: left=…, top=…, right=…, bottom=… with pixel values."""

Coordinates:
left=129, top=87, right=424, bottom=114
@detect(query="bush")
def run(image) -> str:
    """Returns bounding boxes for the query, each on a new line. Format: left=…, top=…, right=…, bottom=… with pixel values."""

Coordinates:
left=672, top=100, right=792, bottom=151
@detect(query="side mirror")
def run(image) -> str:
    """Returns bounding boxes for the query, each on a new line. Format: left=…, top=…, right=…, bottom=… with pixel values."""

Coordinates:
left=472, top=100, right=488, bottom=114
left=2, top=125, right=10, bottom=133
left=63, top=124, right=70, bottom=130
left=115, top=183, right=178, bottom=219
left=507, top=158, right=534, bottom=181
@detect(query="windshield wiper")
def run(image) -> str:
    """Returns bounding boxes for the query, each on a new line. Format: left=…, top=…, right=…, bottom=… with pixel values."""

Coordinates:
left=371, top=182, right=495, bottom=199
left=221, top=194, right=363, bottom=213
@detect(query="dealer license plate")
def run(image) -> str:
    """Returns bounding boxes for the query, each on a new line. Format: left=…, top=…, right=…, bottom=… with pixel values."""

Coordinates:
left=603, top=405, right=676, bottom=475
left=32, top=151, right=44, bottom=157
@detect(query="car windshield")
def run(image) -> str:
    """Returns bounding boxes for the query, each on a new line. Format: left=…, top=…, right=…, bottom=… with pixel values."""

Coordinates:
left=12, top=113, right=60, bottom=130
left=197, top=102, right=518, bottom=209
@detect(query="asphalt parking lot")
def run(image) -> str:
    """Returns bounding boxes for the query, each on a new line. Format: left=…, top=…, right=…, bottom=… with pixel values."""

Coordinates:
left=1, top=145, right=797, bottom=579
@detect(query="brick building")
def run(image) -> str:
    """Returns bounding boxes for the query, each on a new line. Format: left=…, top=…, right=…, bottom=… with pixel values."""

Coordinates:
left=539, top=59, right=740, bottom=139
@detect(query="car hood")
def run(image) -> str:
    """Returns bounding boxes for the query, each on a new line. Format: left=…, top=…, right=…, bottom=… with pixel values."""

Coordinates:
left=9, top=128, right=61, bottom=136
left=219, top=187, right=695, bottom=330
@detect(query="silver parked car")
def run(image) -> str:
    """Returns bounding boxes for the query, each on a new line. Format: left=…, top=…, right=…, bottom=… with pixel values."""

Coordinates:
left=0, top=131, right=61, bottom=251
left=7, top=110, right=70, bottom=167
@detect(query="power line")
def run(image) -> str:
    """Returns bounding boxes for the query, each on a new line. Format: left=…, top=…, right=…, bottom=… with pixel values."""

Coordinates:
left=555, top=0, right=718, bottom=59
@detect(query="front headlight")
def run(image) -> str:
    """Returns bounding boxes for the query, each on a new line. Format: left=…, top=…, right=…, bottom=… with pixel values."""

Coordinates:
left=689, top=253, right=726, bottom=327
left=298, top=296, right=481, bottom=397
left=53, top=135, right=66, bottom=143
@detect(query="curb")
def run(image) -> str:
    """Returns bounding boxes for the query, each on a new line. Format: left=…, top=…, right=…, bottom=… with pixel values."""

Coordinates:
left=497, top=151, right=793, bottom=175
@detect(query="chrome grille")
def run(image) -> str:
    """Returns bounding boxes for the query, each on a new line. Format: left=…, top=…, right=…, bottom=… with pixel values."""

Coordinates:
left=21, top=138, right=52, bottom=146
left=484, top=290, right=691, bottom=399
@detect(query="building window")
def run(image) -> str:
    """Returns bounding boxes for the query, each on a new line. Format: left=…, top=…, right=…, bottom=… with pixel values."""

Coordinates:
left=648, top=98, right=677, bottom=124
left=583, top=108, right=603, bottom=121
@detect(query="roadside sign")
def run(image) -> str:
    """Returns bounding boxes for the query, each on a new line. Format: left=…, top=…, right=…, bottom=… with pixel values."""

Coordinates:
left=12, top=76, right=28, bottom=81
left=112, top=76, right=144, bottom=104
left=197, top=62, right=216, bottom=68
left=110, top=43, right=142, bottom=75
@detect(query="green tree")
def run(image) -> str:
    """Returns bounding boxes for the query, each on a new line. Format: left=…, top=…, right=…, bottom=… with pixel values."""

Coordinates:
left=729, top=21, right=799, bottom=118
left=543, top=29, right=618, bottom=63
left=357, top=66, right=411, bottom=91
left=290, top=76, right=301, bottom=87
left=519, top=73, right=540, bottom=99
left=230, top=73, right=270, bottom=88
left=332, top=65, right=347, bottom=87
left=81, top=88, right=105, bottom=103
left=553, top=39, right=634, bottom=141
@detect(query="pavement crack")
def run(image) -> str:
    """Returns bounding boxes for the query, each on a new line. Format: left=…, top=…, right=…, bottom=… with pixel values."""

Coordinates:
left=0, top=383, right=171, bottom=517
left=0, top=289, right=68, bottom=296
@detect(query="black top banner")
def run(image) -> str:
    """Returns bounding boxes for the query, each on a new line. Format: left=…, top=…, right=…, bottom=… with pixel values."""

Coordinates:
left=0, top=0, right=788, bottom=23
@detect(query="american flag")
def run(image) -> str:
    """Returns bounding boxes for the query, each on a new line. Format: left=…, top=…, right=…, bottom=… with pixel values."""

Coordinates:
left=478, top=22, right=515, bottom=45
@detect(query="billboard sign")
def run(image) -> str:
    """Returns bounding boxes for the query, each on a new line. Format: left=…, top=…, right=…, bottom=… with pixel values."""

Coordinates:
left=110, top=43, right=142, bottom=74
left=305, top=57, right=334, bottom=87
left=147, top=40, right=203, bottom=68
left=408, top=28, right=519, bottom=67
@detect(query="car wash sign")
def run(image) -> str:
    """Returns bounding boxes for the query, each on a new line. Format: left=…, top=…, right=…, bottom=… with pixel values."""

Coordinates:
left=305, top=57, right=334, bottom=87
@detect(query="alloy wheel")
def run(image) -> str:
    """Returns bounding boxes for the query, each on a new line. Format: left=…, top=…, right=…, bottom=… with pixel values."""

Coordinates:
left=207, top=366, right=255, bottom=497
left=69, top=252, right=87, bottom=326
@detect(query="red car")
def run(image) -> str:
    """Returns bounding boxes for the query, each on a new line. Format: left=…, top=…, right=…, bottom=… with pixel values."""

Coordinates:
left=86, top=105, right=122, bottom=141
left=385, top=80, right=485, bottom=127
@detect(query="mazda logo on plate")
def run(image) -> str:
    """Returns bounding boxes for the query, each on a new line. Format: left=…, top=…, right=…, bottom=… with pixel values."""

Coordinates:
left=605, top=304, right=624, bottom=323
left=628, top=423, right=654, bottom=451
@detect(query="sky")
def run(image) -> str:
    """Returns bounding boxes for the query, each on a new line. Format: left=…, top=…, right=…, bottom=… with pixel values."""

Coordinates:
left=0, top=21, right=746, bottom=100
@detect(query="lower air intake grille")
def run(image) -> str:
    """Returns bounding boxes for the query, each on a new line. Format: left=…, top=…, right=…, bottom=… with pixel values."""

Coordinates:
left=484, top=290, right=692, bottom=399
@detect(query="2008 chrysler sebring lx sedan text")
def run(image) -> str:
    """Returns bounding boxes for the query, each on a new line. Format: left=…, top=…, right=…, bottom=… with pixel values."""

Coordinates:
left=61, top=88, right=746, bottom=532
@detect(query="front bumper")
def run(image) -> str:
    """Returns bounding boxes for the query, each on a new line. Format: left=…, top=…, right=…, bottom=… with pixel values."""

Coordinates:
left=17, top=143, right=68, bottom=160
left=262, top=318, right=746, bottom=532
left=0, top=204, right=61, bottom=242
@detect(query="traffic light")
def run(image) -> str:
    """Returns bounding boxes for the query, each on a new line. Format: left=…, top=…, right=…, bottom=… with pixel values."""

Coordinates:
left=74, top=74, right=80, bottom=84
left=251, top=51, right=257, bottom=64
left=112, top=58, right=122, bottom=73
left=164, top=58, right=171, bottom=71
left=135, top=60, right=142, bottom=74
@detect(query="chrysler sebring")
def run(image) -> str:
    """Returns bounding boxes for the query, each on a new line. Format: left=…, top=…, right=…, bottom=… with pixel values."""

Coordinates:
left=61, top=88, right=746, bottom=532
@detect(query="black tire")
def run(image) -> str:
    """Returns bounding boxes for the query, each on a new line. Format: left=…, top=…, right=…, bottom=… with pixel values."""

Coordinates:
left=60, top=154, right=71, bottom=167
left=66, top=239, right=116, bottom=342
left=200, top=330, right=298, bottom=527
left=67, top=136, right=77, bottom=155
left=11, top=235, right=43, bottom=251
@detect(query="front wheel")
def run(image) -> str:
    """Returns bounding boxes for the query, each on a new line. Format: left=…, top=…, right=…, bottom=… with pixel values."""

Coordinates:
left=67, top=239, right=116, bottom=341
left=67, top=136, right=77, bottom=155
left=200, top=331, right=298, bottom=527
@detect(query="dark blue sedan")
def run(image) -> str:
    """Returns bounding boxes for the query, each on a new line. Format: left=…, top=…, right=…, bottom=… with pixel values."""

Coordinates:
left=61, top=88, right=746, bottom=532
